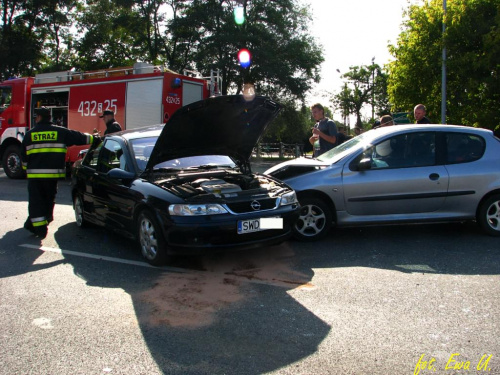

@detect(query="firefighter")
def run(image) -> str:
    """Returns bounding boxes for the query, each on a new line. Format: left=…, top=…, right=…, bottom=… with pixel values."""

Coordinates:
left=22, top=107, right=101, bottom=238
left=99, top=110, right=122, bottom=135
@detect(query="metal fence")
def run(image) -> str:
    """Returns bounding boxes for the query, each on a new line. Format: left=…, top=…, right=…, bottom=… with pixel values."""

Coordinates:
left=253, top=142, right=305, bottom=159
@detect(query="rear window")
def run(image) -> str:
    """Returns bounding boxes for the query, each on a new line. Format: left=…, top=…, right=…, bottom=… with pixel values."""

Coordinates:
left=446, top=133, right=485, bottom=164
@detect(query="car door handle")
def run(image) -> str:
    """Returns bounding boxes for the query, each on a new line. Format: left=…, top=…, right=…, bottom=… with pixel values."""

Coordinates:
left=429, top=173, right=440, bottom=181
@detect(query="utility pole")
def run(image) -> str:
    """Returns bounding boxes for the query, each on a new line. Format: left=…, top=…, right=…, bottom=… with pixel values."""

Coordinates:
left=441, top=0, right=447, bottom=124
left=371, top=57, right=375, bottom=120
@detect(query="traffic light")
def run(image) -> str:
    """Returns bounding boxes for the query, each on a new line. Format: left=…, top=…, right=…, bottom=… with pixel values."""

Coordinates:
left=238, top=49, right=251, bottom=68
left=234, top=6, right=245, bottom=25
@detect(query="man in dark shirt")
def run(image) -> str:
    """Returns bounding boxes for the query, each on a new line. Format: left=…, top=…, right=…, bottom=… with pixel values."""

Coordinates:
left=100, top=110, right=122, bottom=135
left=308, top=103, right=337, bottom=155
left=414, top=104, right=431, bottom=124
left=336, top=125, right=352, bottom=145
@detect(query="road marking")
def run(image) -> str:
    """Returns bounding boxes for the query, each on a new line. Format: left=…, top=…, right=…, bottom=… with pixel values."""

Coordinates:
left=19, top=244, right=186, bottom=273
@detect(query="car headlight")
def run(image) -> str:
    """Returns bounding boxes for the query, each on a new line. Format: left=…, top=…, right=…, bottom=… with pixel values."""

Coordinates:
left=168, top=203, right=228, bottom=216
left=280, top=191, right=298, bottom=206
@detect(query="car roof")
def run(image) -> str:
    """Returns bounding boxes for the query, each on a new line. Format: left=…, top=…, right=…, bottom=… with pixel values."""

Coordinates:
left=369, top=124, right=494, bottom=138
left=104, top=124, right=164, bottom=142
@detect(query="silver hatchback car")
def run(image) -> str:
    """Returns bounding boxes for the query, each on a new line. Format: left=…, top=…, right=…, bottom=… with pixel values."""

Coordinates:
left=265, top=124, right=500, bottom=241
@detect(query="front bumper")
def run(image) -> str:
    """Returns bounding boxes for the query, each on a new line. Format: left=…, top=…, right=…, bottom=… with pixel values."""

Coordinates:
left=161, top=205, right=300, bottom=255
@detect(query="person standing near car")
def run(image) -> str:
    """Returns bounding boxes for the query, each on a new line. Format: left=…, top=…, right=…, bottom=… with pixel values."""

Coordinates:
left=353, top=126, right=364, bottom=136
left=336, top=125, right=351, bottom=145
left=100, top=110, right=122, bottom=135
left=309, top=103, right=337, bottom=155
left=379, top=115, right=394, bottom=127
left=414, top=104, right=431, bottom=124
left=22, top=107, right=100, bottom=238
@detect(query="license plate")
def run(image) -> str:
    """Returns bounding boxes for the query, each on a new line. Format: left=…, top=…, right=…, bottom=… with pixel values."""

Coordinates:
left=237, top=217, right=283, bottom=234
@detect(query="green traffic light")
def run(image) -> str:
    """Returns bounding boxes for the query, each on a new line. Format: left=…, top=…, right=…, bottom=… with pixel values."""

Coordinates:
left=234, top=6, right=245, bottom=25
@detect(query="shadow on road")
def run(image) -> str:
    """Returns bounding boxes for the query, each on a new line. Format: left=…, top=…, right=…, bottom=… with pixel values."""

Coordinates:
left=288, top=221, right=500, bottom=276
left=3, top=217, right=499, bottom=374
left=0, top=229, right=66, bottom=278
left=48, top=223, right=331, bottom=374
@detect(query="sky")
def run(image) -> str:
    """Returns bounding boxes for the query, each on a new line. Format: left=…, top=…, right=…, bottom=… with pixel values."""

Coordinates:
left=304, top=0, right=422, bottom=118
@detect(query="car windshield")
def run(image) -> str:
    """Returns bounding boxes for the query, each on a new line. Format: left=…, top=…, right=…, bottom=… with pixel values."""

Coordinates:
left=131, top=136, right=236, bottom=171
left=316, top=132, right=374, bottom=163
left=154, top=155, right=236, bottom=170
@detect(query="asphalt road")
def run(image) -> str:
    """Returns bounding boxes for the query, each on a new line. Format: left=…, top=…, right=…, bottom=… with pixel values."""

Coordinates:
left=1, top=168, right=499, bottom=375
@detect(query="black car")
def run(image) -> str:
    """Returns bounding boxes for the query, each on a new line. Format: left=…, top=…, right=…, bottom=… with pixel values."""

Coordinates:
left=71, top=95, right=300, bottom=265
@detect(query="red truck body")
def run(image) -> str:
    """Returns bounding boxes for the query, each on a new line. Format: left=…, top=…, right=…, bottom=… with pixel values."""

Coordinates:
left=0, top=63, right=217, bottom=178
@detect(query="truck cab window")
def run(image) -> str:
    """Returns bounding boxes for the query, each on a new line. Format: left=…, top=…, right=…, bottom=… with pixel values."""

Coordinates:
left=0, top=87, right=12, bottom=113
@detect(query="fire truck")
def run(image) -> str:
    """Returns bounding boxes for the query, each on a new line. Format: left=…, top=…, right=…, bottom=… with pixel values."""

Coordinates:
left=0, top=62, right=219, bottom=178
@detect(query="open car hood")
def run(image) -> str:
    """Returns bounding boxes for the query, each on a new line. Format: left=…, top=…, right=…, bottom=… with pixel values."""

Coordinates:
left=145, top=95, right=281, bottom=171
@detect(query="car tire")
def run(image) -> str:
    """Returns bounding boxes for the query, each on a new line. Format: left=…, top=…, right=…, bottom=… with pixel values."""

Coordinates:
left=2, top=144, right=25, bottom=179
left=477, top=194, right=500, bottom=236
left=73, top=194, right=89, bottom=228
left=137, top=210, right=170, bottom=266
left=292, top=197, right=332, bottom=241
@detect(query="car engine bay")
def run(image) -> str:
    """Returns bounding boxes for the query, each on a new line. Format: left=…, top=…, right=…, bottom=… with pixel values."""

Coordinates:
left=153, top=172, right=287, bottom=200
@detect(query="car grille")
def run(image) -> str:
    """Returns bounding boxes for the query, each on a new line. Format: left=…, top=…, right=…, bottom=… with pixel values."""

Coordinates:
left=226, top=197, right=279, bottom=213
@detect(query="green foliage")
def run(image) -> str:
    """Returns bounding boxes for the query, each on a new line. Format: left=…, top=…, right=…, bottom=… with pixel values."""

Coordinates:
left=73, top=0, right=142, bottom=70
left=332, top=62, right=385, bottom=127
left=262, top=102, right=342, bottom=145
left=1, top=0, right=323, bottom=137
left=0, top=23, right=43, bottom=79
left=166, top=0, right=323, bottom=101
left=0, top=0, right=47, bottom=78
left=387, top=0, right=500, bottom=129
left=263, top=101, right=311, bottom=144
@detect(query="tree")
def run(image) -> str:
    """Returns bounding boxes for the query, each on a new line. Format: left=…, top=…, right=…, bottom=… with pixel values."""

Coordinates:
left=38, top=0, right=81, bottom=71
left=0, top=0, right=46, bottom=79
left=374, top=69, right=391, bottom=117
left=445, top=0, right=500, bottom=128
left=263, top=100, right=311, bottom=144
left=2, top=0, right=322, bottom=105
left=387, top=0, right=500, bottom=129
left=333, top=83, right=353, bottom=127
left=167, top=0, right=323, bottom=102
left=74, top=0, right=142, bottom=70
left=1, top=0, right=322, bottom=144
left=331, top=62, right=383, bottom=127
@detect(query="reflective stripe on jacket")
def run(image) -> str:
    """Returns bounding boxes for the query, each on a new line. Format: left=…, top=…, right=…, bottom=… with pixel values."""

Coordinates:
left=22, top=121, right=94, bottom=179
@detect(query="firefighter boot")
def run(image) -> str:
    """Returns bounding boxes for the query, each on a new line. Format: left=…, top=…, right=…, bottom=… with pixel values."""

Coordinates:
left=33, top=225, right=48, bottom=239
left=24, top=219, right=36, bottom=235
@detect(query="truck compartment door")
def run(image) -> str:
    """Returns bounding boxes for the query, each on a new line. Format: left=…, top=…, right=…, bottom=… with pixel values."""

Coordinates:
left=182, top=80, right=203, bottom=106
left=125, top=78, right=163, bottom=129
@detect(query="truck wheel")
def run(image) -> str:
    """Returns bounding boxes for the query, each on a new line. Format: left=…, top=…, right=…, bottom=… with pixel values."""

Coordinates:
left=292, top=197, right=332, bottom=242
left=2, top=144, right=25, bottom=179
left=477, top=194, right=500, bottom=236
left=137, top=210, right=171, bottom=266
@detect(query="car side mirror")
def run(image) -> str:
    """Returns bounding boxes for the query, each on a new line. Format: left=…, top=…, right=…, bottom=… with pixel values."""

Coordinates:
left=78, top=149, right=88, bottom=160
left=107, top=168, right=135, bottom=181
left=357, top=157, right=372, bottom=171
